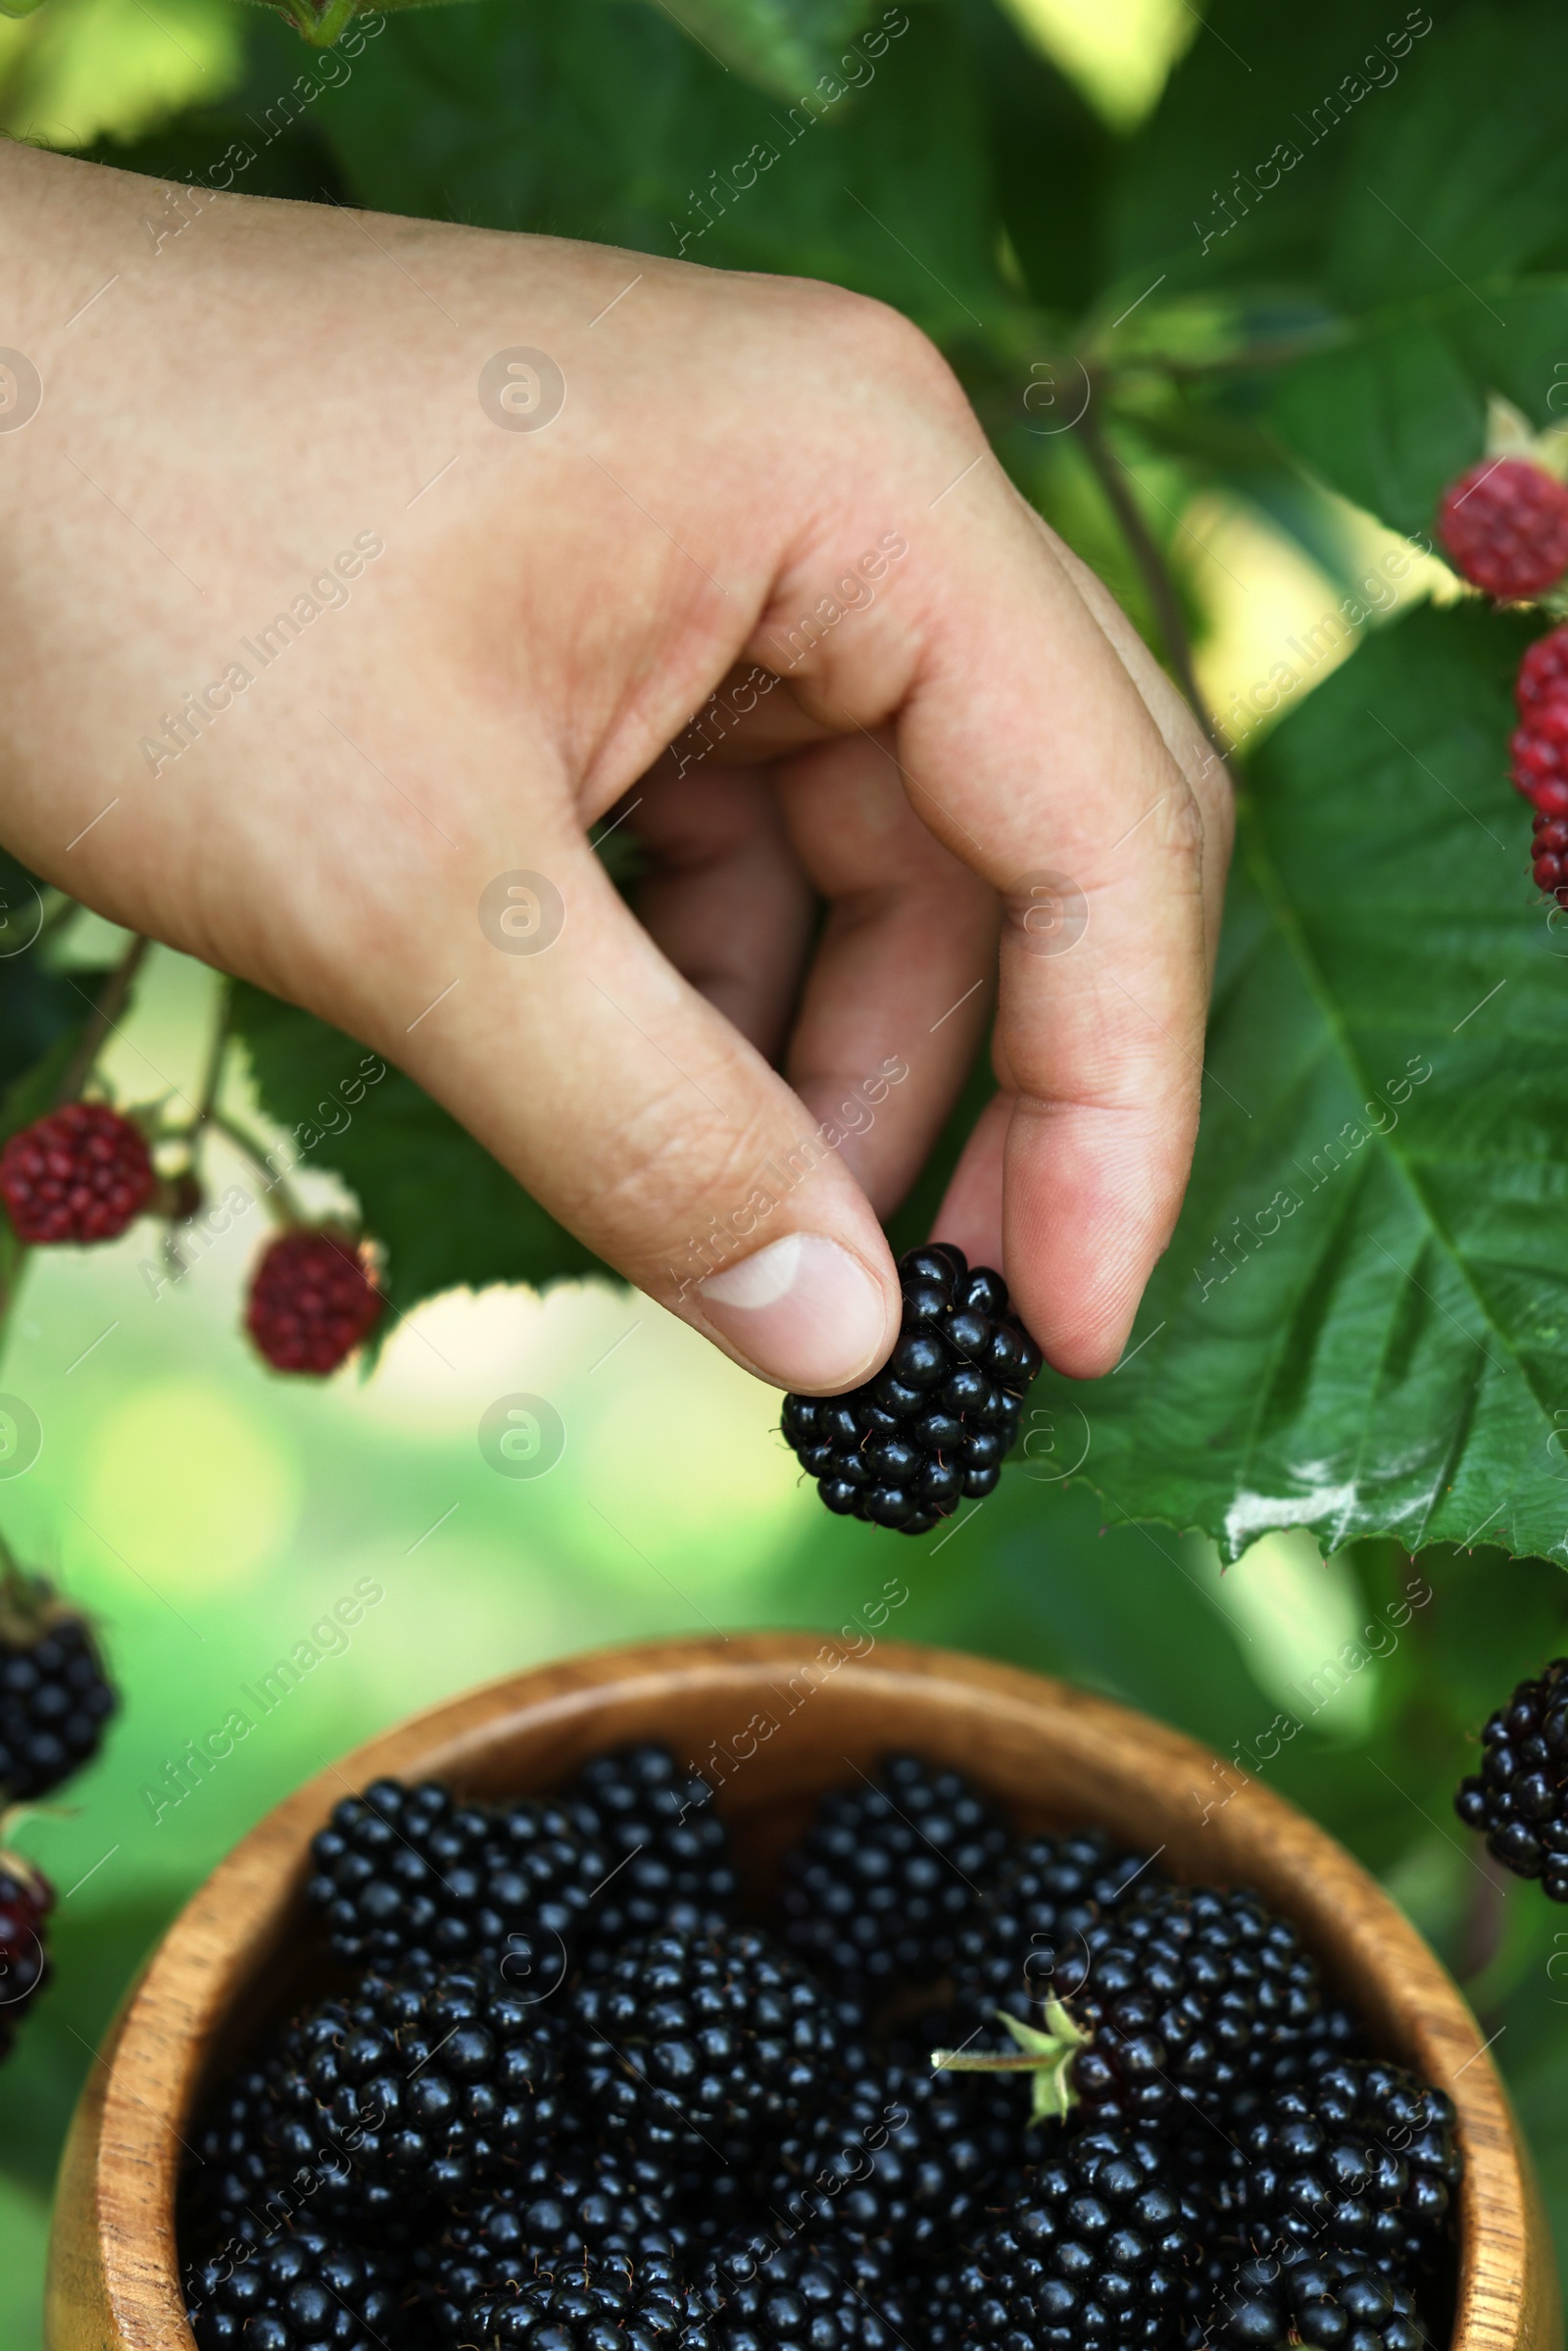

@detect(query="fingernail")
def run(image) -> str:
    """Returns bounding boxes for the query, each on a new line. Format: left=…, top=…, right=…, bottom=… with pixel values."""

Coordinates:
left=697, top=1231, right=892, bottom=1392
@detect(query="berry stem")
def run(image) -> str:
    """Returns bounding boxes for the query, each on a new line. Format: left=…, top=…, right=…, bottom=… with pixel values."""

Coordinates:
left=930, top=2003, right=1089, bottom=2125
left=206, top=1109, right=308, bottom=1224
left=51, top=933, right=151, bottom=1109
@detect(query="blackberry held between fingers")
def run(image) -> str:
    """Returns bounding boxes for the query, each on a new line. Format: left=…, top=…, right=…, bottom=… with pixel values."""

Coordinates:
left=305, top=1777, right=606, bottom=1983
left=0, top=1101, right=155, bottom=1245
left=780, top=1752, right=1009, bottom=1995
left=781, top=1245, right=1042, bottom=1534
left=573, top=1926, right=844, bottom=2171
left=1455, top=1657, right=1568, bottom=1893
left=184, top=2224, right=420, bottom=2351
left=1438, top=457, right=1568, bottom=599
left=247, top=1227, right=383, bottom=1375
left=0, top=1848, right=52, bottom=2060
left=567, top=1741, right=736, bottom=1962
left=928, top=2128, right=1202, bottom=2351
left=0, top=1564, right=117, bottom=1800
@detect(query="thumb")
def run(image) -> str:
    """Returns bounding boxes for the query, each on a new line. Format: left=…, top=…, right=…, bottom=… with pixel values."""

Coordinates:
left=396, top=838, right=901, bottom=1394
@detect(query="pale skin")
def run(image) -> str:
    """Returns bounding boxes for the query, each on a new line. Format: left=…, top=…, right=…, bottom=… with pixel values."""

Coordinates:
left=0, top=141, right=1230, bottom=1395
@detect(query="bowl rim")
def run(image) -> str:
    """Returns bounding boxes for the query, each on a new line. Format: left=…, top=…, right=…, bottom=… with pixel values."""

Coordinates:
left=45, top=1632, right=1559, bottom=2350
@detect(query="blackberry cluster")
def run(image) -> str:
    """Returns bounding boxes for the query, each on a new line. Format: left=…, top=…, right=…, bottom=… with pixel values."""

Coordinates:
left=305, top=1777, right=607, bottom=1984
left=781, top=1246, right=1042, bottom=1534
left=246, top=1226, right=383, bottom=1375
left=780, top=1753, right=1009, bottom=1994
left=951, top=1830, right=1164, bottom=2036
left=184, top=2225, right=416, bottom=2351
left=0, top=1100, right=155, bottom=1246
left=1232, top=2058, right=1459, bottom=2280
left=0, top=1574, right=118, bottom=1800
left=1454, top=1656, right=1568, bottom=1894
left=569, top=1742, right=736, bottom=1963
left=1438, top=456, right=1568, bottom=600
left=1205, top=2248, right=1427, bottom=2351
left=928, top=2128, right=1201, bottom=2351
left=574, top=1926, right=844, bottom=2168
left=181, top=1744, right=1458, bottom=2351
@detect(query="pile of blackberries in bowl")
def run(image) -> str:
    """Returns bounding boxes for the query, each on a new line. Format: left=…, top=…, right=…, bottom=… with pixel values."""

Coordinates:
left=180, top=1746, right=1459, bottom=2351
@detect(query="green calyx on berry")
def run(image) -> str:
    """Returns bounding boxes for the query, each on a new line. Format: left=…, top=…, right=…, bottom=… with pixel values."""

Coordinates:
left=929, top=2001, right=1091, bottom=2125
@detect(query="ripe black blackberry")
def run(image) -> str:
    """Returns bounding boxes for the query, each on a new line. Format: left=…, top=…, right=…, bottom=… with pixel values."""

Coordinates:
left=761, top=2051, right=1017, bottom=2256
left=454, top=2250, right=697, bottom=2351
left=927, top=2127, right=1202, bottom=2351
left=1454, top=1657, right=1568, bottom=1895
left=0, top=1557, right=118, bottom=1801
left=304, top=1777, right=605, bottom=1985
left=781, top=1244, right=1043, bottom=1534
left=421, top=2149, right=682, bottom=2344
left=699, top=2228, right=910, bottom=2351
left=573, top=1925, right=844, bottom=2171
left=183, top=2222, right=417, bottom=2351
left=780, top=1753, right=1010, bottom=1995
left=1203, top=2247, right=1427, bottom=2351
left=934, top=1885, right=1323, bottom=2133
left=0, top=1849, right=51, bottom=2061
left=567, top=1741, right=736, bottom=1962
left=188, top=1966, right=566, bottom=2236
left=1233, top=2056, right=1461, bottom=2278
left=951, top=1829, right=1165, bottom=2035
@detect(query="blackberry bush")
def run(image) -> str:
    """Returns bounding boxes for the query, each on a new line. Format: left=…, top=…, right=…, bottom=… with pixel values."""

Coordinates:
left=305, top=1777, right=605, bottom=1983
left=779, top=1753, right=1009, bottom=1995
left=781, top=1246, right=1042, bottom=1534
left=1454, top=1656, right=1568, bottom=1893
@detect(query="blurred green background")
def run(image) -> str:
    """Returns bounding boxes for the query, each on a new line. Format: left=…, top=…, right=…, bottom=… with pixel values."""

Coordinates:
left=2, top=2, right=1567, bottom=2345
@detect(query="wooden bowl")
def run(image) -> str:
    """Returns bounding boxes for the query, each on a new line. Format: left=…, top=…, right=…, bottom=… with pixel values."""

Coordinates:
left=45, top=1634, right=1560, bottom=2347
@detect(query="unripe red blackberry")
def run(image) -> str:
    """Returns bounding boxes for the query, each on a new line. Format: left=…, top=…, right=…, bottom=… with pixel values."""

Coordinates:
left=0, top=1565, right=117, bottom=1801
left=1532, top=811, right=1568, bottom=905
left=246, top=1226, right=383, bottom=1373
left=0, top=1101, right=154, bottom=1245
left=782, top=1245, right=1042, bottom=1535
left=1516, top=622, right=1568, bottom=714
left=0, top=1849, right=53, bottom=2062
left=1509, top=697, right=1568, bottom=807
left=1438, top=457, right=1568, bottom=599
left=1454, top=1657, right=1568, bottom=1893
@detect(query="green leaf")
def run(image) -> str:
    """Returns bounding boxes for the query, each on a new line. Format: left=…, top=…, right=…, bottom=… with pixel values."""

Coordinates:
left=627, top=0, right=879, bottom=100
left=1267, top=4, right=1568, bottom=529
left=227, top=984, right=607, bottom=1316
left=1038, top=600, right=1568, bottom=1566
left=304, top=0, right=1007, bottom=339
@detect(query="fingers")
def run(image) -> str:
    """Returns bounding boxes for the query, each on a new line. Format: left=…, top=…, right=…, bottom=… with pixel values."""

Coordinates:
left=770, top=728, right=998, bottom=1212
left=622, top=766, right=814, bottom=1060
left=404, top=825, right=900, bottom=1395
left=749, top=426, right=1212, bottom=1381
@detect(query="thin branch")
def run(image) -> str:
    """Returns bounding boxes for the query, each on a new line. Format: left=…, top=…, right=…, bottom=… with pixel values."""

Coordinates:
left=52, top=934, right=152, bottom=1107
left=1074, top=405, right=1228, bottom=763
left=207, top=1109, right=306, bottom=1224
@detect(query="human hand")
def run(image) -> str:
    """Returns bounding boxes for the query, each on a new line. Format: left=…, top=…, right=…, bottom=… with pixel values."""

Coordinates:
left=0, top=144, right=1228, bottom=1395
